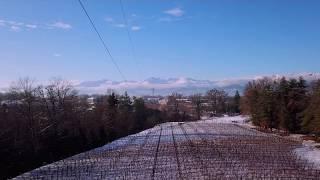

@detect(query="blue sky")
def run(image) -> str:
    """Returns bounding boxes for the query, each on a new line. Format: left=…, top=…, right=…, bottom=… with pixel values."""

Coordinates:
left=0, top=0, right=320, bottom=83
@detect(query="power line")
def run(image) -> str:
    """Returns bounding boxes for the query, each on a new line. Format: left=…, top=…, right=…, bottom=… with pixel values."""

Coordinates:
left=119, top=0, right=141, bottom=72
left=77, top=0, right=127, bottom=81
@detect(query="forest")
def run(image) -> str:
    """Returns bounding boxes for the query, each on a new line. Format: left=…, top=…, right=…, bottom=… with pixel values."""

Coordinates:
left=0, top=78, right=196, bottom=179
left=241, top=76, right=320, bottom=136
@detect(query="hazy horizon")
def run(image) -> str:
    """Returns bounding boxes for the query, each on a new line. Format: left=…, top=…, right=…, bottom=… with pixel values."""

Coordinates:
left=1, top=72, right=319, bottom=96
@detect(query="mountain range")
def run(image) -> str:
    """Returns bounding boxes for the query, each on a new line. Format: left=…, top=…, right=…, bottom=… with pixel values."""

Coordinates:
left=74, top=72, right=320, bottom=96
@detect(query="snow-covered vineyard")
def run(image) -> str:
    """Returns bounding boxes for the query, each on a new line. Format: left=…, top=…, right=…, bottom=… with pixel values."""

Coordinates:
left=15, top=116, right=320, bottom=179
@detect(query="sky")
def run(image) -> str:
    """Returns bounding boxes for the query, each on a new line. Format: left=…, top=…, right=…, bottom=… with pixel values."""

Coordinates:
left=0, top=0, right=320, bottom=84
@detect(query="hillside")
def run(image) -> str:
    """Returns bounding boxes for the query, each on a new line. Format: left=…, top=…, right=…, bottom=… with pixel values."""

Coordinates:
left=15, top=116, right=320, bottom=179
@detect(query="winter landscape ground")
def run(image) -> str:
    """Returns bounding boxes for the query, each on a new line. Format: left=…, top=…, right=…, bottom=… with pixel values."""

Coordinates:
left=15, top=116, right=320, bottom=179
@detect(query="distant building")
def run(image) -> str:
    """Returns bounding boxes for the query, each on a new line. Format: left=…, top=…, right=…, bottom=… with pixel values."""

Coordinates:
left=159, top=98, right=168, bottom=105
left=87, top=97, right=95, bottom=105
left=143, top=96, right=162, bottom=103
left=142, top=96, right=165, bottom=111
left=87, top=97, right=95, bottom=111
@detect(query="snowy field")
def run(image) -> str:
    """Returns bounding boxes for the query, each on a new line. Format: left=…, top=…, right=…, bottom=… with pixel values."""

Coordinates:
left=294, top=140, right=320, bottom=168
left=14, top=116, right=320, bottom=179
left=201, top=115, right=249, bottom=124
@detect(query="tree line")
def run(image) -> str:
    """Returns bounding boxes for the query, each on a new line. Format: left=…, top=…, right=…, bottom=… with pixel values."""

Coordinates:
left=0, top=78, right=182, bottom=179
left=0, top=78, right=242, bottom=179
left=241, top=76, right=320, bottom=135
left=168, top=89, right=241, bottom=120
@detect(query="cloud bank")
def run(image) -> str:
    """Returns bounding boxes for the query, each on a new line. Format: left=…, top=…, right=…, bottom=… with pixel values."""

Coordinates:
left=0, top=18, right=72, bottom=31
left=164, top=7, right=184, bottom=17
left=1, top=73, right=319, bottom=96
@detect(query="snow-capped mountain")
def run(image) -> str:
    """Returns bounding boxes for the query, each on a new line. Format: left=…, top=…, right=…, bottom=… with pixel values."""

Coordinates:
left=0, top=73, right=319, bottom=96
left=75, top=73, right=320, bottom=96
left=74, top=77, right=245, bottom=96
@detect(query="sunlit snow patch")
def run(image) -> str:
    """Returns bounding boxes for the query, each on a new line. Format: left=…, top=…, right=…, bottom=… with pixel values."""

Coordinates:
left=294, top=140, right=320, bottom=169
left=202, top=115, right=250, bottom=124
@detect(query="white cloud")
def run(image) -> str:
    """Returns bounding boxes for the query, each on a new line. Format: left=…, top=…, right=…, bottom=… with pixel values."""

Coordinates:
left=49, top=21, right=72, bottom=30
left=131, top=26, right=141, bottom=31
left=53, top=53, right=62, bottom=57
left=105, top=17, right=114, bottom=23
left=0, top=18, right=73, bottom=31
left=159, top=17, right=171, bottom=22
left=105, top=15, right=143, bottom=31
left=8, top=21, right=24, bottom=26
left=164, top=7, right=184, bottom=17
left=25, top=24, right=37, bottom=29
left=158, top=16, right=185, bottom=23
left=10, top=26, right=21, bottom=32
left=113, top=23, right=126, bottom=28
left=159, top=17, right=178, bottom=22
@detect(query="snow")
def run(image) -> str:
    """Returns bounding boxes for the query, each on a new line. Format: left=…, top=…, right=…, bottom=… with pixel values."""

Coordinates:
left=202, top=116, right=320, bottom=168
left=15, top=115, right=320, bottom=179
left=287, top=134, right=305, bottom=142
left=294, top=140, right=320, bottom=168
left=202, top=115, right=249, bottom=124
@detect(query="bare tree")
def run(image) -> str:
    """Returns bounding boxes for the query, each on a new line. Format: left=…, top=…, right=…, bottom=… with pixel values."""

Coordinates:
left=206, top=89, right=228, bottom=116
left=191, top=93, right=203, bottom=120
left=10, top=77, right=41, bottom=152
left=37, top=78, right=77, bottom=136
left=167, top=92, right=182, bottom=115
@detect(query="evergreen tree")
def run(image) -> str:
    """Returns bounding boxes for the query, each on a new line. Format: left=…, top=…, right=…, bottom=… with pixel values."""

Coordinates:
left=118, top=92, right=132, bottom=113
left=260, top=83, right=278, bottom=129
left=277, top=77, right=291, bottom=130
left=233, top=90, right=241, bottom=114
left=105, top=93, right=119, bottom=139
left=242, top=81, right=260, bottom=125
left=133, top=97, right=147, bottom=131
left=286, top=78, right=308, bottom=132
left=302, top=80, right=320, bottom=135
left=117, top=92, right=133, bottom=136
left=243, top=78, right=278, bottom=129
